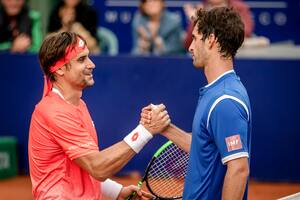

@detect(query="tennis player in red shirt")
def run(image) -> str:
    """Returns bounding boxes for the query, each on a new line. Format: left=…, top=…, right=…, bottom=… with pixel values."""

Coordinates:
left=28, top=31, right=170, bottom=200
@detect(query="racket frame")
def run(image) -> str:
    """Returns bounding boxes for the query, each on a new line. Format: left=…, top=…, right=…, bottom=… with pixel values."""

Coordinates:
left=144, top=141, right=184, bottom=200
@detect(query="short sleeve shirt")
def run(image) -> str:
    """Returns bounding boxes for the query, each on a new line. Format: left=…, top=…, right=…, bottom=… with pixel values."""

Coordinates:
left=183, top=70, right=252, bottom=200
left=28, top=91, right=101, bottom=200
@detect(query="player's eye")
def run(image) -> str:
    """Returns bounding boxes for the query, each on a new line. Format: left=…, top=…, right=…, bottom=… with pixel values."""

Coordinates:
left=77, top=56, right=86, bottom=62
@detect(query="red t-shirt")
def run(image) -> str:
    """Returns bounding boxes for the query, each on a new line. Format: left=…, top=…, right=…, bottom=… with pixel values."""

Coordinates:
left=28, top=91, right=101, bottom=199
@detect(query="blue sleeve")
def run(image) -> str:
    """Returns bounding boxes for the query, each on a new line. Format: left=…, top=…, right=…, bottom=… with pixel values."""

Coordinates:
left=208, top=98, right=249, bottom=164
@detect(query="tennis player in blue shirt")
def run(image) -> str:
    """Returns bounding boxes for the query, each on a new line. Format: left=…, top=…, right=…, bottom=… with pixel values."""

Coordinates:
left=142, top=7, right=252, bottom=200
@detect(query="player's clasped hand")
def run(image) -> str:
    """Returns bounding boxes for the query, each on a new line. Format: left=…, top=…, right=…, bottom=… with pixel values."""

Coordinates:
left=140, top=103, right=171, bottom=134
left=118, top=185, right=154, bottom=200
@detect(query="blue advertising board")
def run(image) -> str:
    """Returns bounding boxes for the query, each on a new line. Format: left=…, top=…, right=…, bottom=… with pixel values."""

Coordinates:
left=1, top=53, right=300, bottom=181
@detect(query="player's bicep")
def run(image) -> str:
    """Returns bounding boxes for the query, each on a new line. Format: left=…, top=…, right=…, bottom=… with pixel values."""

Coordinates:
left=74, top=151, right=98, bottom=173
left=208, top=98, right=249, bottom=164
left=226, top=157, right=249, bottom=173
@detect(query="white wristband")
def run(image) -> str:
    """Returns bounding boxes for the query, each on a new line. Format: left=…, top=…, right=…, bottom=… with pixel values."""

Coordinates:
left=101, top=179, right=123, bottom=200
left=123, top=124, right=153, bottom=153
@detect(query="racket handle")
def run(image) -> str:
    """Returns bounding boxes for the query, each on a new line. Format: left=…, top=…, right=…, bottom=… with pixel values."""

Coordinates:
left=125, top=180, right=143, bottom=200
left=125, top=192, right=137, bottom=200
left=125, top=192, right=158, bottom=200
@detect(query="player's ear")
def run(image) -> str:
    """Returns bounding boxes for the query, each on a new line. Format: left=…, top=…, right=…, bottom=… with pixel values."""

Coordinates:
left=207, top=33, right=216, bottom=49
left=55, top=66, right=65, bottom=76
left=55, top=64, right=69, bottom=76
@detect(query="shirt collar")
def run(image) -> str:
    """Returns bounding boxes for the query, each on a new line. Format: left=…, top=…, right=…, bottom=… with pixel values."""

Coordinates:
left=199, top=69, right=235, bottom=96
left=52, top=87, right=65, bottom=100
left=205, top=69, right=235, bottom=88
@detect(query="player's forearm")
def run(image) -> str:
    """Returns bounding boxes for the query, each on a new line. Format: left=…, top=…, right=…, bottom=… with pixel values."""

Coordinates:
left=75, top=141, right=136, bottom=181
left=161, top=123, right=191, bottom=152
left=222, top=172, right=248, bottom=200
left=222, top=159, right=249, bottom=200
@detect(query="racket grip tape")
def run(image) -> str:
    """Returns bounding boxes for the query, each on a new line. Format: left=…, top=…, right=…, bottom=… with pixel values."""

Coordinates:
left=125, top=181, right=143, bottom=200
left=125, top=192, right=137, bottom=200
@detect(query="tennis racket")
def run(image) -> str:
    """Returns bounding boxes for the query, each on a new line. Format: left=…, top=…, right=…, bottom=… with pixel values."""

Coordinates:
left=127, top=140, right=189, bottom=200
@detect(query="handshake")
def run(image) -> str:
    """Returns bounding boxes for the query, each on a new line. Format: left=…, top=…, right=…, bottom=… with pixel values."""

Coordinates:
left=139, top=104, right=171, bottom=135
left=124, top=103, right=172, bottom=154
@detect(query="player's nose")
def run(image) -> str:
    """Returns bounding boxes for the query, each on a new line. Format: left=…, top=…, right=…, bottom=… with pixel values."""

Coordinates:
left=87, top=57, right=95, bottom=69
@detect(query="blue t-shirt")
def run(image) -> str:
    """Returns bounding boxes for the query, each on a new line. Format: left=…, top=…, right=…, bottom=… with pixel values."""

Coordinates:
left=183, top=70, right=252, bottom=200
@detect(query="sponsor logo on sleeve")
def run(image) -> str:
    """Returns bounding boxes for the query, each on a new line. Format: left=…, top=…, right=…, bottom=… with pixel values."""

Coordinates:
left=68, top=142, right=94, bottom=150
left=225, top=134, right=242, bottom=152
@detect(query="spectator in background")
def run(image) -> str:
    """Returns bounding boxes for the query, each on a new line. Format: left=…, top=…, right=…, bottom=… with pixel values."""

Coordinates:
left=132, top=0, right=185, bottom=55
left=0, top=0, right=41, bottom=53
left=184, top=0, right=254, bottom=50
left=48, top=0, right=100, bottom=54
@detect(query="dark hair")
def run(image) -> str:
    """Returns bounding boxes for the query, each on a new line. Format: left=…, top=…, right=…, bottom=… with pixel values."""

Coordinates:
left=0, top=1, right=32, bottom=39
left=38, top=32, right=86, bottom=81
left=139, top=0, right=164, bottom=16
left=48, top=0, right=99, bottom=44
left=193, top=7, right=244, bottom=58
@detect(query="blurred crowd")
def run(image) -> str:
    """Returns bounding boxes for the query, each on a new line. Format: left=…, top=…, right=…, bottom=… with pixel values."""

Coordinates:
left=0, top=0, right=267, bottom=55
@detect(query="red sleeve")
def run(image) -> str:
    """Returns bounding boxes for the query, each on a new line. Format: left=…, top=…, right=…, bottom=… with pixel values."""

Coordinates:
left=47, top=109, right=99, bottom=160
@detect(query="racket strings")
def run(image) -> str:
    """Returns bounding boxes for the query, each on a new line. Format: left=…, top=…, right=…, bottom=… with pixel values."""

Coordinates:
left=147, top=144, right=189, bottom=198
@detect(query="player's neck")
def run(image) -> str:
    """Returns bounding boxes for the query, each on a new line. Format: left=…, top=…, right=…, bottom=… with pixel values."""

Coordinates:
left=204, top=56, right=233, bottom=85
left=52, top=83, right=82, bottom=106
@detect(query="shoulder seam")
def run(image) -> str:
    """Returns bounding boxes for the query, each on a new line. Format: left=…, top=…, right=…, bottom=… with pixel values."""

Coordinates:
left=206, top=94, right=249, bottom=129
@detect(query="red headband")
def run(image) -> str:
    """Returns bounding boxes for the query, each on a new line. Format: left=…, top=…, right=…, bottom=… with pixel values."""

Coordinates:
left=43, top=37, right=87, bottom=97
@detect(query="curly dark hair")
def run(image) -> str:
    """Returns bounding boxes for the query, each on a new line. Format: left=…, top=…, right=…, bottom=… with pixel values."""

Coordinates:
left=193, top=7, right=244, bottom=58
left=38, top=32, right=86, bottom=81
